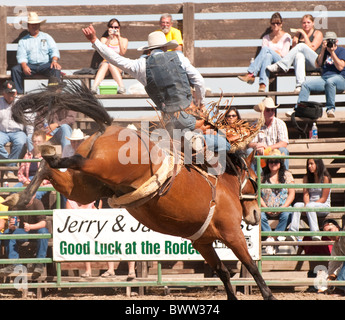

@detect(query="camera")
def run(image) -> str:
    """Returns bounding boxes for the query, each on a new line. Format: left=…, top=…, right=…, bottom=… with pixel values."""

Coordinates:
left=327, top=39, right=336, bottom=48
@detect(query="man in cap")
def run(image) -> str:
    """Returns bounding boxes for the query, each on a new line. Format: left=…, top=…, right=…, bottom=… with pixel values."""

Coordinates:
left=247, top=97, right=289, bottom=169
left=11, top=12, right=62, bottom=94
left=158, top=13, right=183, bottom=51
left=83, top=24, right=234, bottom=164
left=296, top=31, right=345, bottom=118
left=0, top=81, right=33, bottom=179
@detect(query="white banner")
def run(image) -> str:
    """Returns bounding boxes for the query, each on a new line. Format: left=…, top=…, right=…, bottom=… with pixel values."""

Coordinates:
left=53, top=209, right=260, bottom=261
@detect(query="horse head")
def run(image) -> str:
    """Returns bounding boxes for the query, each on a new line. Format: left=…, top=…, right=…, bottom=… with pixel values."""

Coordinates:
left=239, top=150, right=260, bottom=225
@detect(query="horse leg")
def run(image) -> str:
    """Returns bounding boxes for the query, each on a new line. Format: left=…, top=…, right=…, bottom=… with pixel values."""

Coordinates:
left=2, top=160, right=49, bottom=209
left=192, top=242, right=237, bottom=300
left=222, top=233, right=276, bottom=300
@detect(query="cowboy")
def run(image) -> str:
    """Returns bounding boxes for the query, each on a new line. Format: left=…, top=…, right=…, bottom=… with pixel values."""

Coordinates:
left=11, top=12, right=62, bottom=94
left=247, top=97, right=289, bottom=169
left=82, top=25, right=234, bottom=159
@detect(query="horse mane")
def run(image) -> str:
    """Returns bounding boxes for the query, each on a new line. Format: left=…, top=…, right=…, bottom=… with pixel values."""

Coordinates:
left=225, top=150, right=247, bottom=175
left=12, top=80, right=113, bottom=132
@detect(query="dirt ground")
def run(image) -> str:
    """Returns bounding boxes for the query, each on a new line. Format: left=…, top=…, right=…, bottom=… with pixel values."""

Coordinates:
left=1, top=286, right=344, bottom=300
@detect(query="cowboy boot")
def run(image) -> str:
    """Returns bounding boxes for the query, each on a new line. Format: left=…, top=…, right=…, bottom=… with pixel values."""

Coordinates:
left=238, top=73, right=255, bottom=84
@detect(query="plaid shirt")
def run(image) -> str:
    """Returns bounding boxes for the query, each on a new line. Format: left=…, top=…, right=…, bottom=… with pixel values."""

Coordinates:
left=251, top=117, right=289, bottom=146
left=17, top=152, right=52, bottom=186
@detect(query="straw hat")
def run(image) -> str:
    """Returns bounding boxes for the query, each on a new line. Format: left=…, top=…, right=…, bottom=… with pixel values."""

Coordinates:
left=66, top=129, right=87, bottom=141
left=254, top=97, right=279, bottom=112
left=137, top=31, right=178, bottom=51
left=27, top=12, right=46, bottom=24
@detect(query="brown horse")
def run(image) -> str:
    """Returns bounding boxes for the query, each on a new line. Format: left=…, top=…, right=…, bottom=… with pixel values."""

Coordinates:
left=6, top=82, right=275, bottom=300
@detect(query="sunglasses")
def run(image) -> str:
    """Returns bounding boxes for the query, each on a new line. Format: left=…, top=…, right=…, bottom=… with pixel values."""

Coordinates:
left=227, top=114, right=237, bottom=118
left=109, top=26, right=119, bottom=29
left=268, top=160, right=281, bottom=164
left=271, top=22, right=282, bottom=26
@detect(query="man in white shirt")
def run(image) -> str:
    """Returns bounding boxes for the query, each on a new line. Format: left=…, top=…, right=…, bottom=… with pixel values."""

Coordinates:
left=0, top=81, right=32, bottom=178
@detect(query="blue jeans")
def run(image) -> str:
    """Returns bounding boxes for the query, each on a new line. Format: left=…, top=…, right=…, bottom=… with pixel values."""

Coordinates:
left=276, top=43, right=318, bottom=87
left=204, top=133, right=231, bottom=153
left=248, top=47, right=281, bottom=87
left=297, top=74, right=345, bottom=111
left=4, top=227, right=49, bottom=259
left=0, top=131, right=27, bottom=167
left=336, top=262, right=345, bottom=292
left=49, top=124, right=73, bottom=151
left=11, top=62, right=61, bottom=94
left=261, top=211, right=291, bottom=231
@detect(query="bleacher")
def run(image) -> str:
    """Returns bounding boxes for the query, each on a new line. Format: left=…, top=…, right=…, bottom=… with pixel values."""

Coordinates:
left=1, top=2, right=345, bottom=291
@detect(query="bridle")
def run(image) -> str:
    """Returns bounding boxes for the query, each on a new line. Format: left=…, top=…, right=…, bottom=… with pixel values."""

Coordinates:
left=230, top=155, right=258, bottom=201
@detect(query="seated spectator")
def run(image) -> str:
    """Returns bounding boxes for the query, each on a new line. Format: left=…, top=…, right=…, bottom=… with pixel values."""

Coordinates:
left=238, top=12, right=291, bottom=92
left=293, top=31, right=345, bottom=118
left=16, top=130, right=53, bottom=200
left=158, top=13, right=183, bottom=51
left=289, top=158, right=331, bottom=240
left=225, top=107, right=242, bottom=124
left=322, top=219, right=345, bottom=296
left=0, top=198, right=49, bottom=277
left=260, top=149, right=294, bottom=255
left=247, top=97, right=289, bottom=169
left=11, top=12, right=62, bottom=94
left=62, top=128, right=87, bottom=157
left=0, top=81, right=33, bottom=179
left=91, top=18, right=128, bottom=94
left=267, top=14, right=323, bottom=93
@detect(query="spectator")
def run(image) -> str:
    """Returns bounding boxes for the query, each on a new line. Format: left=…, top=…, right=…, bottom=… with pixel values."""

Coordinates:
left=62, top=128, right=87, bottom=157
left=0, top=80, right=33, bottom=179
left=322, top=219, right=345, bottom=296
left=91, top=18, right=128, bottom=94
left=267, top=14, right=323, bottom=93
left=16, top=130, right=53, bottom=200
left=260, top=149, right=294, bottom=255
left=247, top=97, right=289, bottom=169
left=225, top=107, right=241, bottom=125
left=288, top=158, right=331, bottom=241
left=158, top=13, right=183, bottom=51
left=11, top=12, right=62, bottom=94
left=0, top=198, right=49, bottom=277
left=238, top=12, right=291, bottom=92
left=295, top=31, right=345, bottom=118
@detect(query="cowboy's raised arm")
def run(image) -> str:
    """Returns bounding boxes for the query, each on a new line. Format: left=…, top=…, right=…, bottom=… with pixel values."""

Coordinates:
left=82, top=24, right=98, bottom=43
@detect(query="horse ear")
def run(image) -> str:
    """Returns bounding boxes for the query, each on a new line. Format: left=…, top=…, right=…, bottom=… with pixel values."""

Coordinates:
left=246, top=149, right=256, bottom=166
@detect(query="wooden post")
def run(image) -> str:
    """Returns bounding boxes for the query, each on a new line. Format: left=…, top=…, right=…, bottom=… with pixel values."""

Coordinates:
left=182, top=2, right=195, bottom=65
left=0, top=6, right=7, bottom=76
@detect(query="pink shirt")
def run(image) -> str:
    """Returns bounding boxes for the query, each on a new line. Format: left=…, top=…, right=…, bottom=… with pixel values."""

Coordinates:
left=262, top=33, right=291, bottom=57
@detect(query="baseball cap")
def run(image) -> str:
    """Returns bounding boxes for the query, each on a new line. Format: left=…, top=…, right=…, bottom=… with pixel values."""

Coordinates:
left=2, top=80, right=17, bottom=93
left=324, top=31, right=337, bottom=40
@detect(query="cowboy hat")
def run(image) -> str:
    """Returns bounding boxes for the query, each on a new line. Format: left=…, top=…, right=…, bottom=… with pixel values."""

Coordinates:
left=254, top=97, right=279, bottom=112
left=27, top=12, right=46, bottom=25
left=66, top=129, right=87, bottom=141
left=137, top=31, right=178, bottom=51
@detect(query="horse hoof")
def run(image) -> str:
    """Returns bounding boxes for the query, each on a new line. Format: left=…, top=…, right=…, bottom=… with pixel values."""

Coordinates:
left=39, top=144, right=56, bottom=157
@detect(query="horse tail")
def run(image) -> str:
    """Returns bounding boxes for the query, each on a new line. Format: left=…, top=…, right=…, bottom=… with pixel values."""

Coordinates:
left=12, top=80, right=113, bottom=132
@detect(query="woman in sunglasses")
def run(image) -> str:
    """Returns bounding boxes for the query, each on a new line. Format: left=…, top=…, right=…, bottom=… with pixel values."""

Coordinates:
left=238, top=12, right=291, bottom=92
left=91, top=18, right=128, bottom=94
left=260, top=149, right=295, bottom=255
left=289, top=158, right=332, bottom=240
left=226, top=107, right=241, bottom=125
